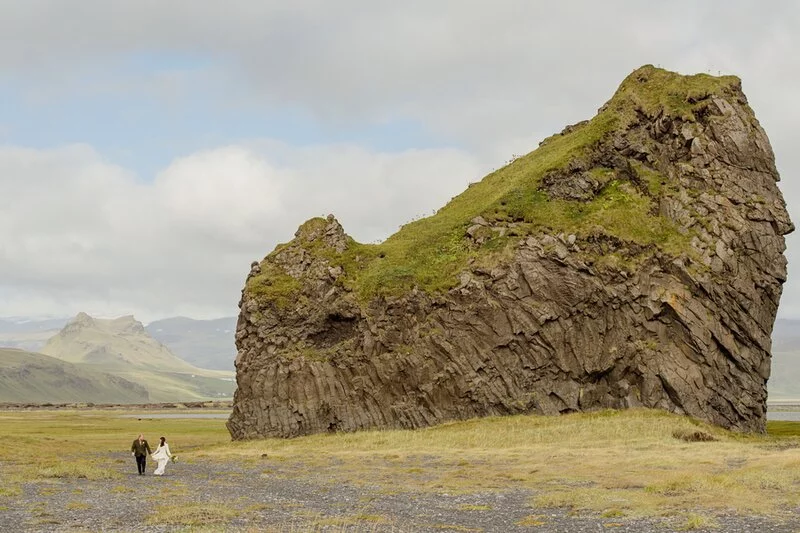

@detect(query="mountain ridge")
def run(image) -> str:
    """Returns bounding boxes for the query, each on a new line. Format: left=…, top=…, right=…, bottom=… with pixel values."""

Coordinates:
left=41, top=312, right=234, bottom=402
left=146, top=316, right=236, bottom=370
left=0, top=347, right=150, bottom=403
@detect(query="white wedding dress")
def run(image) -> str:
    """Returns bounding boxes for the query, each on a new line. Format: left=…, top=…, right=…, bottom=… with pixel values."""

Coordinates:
left=151, top=443, right=172, bottom=475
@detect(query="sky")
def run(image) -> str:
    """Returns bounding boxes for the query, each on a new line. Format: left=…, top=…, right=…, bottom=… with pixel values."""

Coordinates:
left=1, top=1, right=799, bottom=322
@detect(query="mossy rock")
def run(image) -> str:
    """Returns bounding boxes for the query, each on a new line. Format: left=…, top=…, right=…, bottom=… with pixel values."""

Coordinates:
left=246, top=65, right=739, bottom=302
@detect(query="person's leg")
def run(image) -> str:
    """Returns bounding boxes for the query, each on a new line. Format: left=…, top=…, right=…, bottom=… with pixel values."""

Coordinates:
left=136, top=454, right=146, bottom=474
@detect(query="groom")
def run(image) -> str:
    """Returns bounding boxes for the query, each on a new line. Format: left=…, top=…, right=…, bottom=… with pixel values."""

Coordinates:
left=130, top=434, right=152, bottom=475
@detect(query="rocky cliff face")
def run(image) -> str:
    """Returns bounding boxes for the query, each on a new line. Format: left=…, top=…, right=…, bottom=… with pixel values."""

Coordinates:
left=228, top=66, right=793, bottom=439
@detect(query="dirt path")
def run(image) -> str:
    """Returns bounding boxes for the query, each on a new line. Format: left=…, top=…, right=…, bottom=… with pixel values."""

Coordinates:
left=2, top=454, right=799, bottom=532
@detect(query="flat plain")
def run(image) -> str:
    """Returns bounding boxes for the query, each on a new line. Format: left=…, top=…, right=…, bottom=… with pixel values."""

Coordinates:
left=0, top=408, right=799, bottom=532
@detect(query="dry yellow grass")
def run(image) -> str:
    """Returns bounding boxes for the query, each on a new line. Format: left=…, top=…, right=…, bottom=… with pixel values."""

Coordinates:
left=65, top=501, right=92, bottom=511
left=310, top=513, right=390, bottom=527
left=37, top=461, right=121, bottom=480
left=0, top=408, right=230, bottom=502
left=146, top=502, right=240, bottom=525
left=1, top=407, right=798, bottom=527
left=197, top=409, right=800, bottom=521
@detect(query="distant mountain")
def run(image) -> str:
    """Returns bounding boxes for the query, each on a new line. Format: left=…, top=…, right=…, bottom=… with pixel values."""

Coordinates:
left=0, top=347, right=149, bottom=403
left=43, top=313, right=205, bottom=371
left=0, top=317, right=69, bottom=352
left=146, top=316, right=236, bottom=371
left=769, top=318, right=800, bottom=400
left=40, top=313, right=235, bottom=402
left=0, top=317, right=70, bottom=334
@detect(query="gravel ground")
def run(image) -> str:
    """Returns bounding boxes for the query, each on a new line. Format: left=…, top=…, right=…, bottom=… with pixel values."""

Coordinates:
left=2, top=454, right=799, bottom=532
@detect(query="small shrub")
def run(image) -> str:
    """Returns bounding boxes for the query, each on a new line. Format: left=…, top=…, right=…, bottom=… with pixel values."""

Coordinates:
left=37, top=462, right=121, bottom=480
left=147, top=503, right=239, bottom=526
left=672, top=429, right=717, bottom=442
left=679, top=513, right=717, bottom=530
left=516, top=514, right=547, bottom=526
left=66, top=501, right=91, bottom=511
left=0, top=486, right=21, bottom=498
left=458, top=504, right=492, bottom=511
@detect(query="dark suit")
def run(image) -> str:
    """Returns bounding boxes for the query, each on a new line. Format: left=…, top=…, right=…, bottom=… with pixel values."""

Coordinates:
left=131, top=438, right=152, bottom=474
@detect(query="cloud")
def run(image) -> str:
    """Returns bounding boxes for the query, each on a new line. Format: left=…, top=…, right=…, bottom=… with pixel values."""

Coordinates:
left=1, top=1, right=799, bottom=318
left=2, top=3, right=798, bottom=164
left=154, top=146, right=283, bottom=242
left=0, top=142, right=483, bottom=320
left=3, top=2, right=798, bottom=154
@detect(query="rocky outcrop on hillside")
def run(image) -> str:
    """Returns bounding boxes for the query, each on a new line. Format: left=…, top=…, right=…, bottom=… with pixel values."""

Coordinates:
left=228, top=66, right=792, bottom=439
left=42, top=313, right=235, bottom=402
left=43, top=313, right=199, bottom=370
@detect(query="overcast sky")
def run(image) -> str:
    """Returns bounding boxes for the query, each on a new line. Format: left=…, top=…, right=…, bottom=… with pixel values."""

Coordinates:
left=1, top=1, right=798, bottom=322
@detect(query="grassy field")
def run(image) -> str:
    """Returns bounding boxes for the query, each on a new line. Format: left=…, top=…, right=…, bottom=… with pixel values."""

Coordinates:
left=0, top=408, right=798, bottom=529
left=202, top=410, right=800, bottom=522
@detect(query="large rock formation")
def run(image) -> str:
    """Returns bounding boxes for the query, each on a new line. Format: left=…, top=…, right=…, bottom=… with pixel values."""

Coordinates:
left=228, top=66, right=793, bottom=439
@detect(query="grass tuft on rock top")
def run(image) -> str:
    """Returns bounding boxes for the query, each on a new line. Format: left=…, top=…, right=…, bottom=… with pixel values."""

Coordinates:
left=245, top=261, right=302, bottom=309
left=247, top=66, right=741, bottom=302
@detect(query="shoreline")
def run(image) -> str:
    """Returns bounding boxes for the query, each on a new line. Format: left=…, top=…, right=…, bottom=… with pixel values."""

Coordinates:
left=0, top=400, right=233, bottom=411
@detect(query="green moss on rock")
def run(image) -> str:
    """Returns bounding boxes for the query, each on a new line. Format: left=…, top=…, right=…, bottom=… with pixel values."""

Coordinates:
left=246, top=66, right=742, bottom=301
left=246, top=262, right=302, bottom=309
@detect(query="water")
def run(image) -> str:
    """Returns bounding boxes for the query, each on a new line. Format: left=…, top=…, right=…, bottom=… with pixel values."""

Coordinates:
left=120, top=413, right=230, bottom=419
left=766, top=410, right=800, bottom=422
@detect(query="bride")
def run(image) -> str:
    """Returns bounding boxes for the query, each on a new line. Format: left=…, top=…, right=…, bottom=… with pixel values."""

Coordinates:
left=151, top=436, right=173, bottom=476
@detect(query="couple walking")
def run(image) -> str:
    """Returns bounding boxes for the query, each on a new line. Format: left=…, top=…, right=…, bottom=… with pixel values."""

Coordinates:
left=131, top=434, right=173, bottom=476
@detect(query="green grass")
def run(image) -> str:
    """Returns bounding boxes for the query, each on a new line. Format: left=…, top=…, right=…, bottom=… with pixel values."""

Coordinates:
left=0, top=348, right=150, bottom=404
left=765, top=420, right=800, bottom=437
left=607, top=65, right=740, bottom=123
left=246, top=66, right=741, bottom=304
left=65, top=501, right=92, bottom=511
left=0, top=486, right=21, bottom=498
left=0, top=347, right=235, bottom=404
left=0, top=410, right=231, bottom=478
left=458, top=504, right=492, bottom=511
left=679, top=513, right=718, bottom=531
left=37, top=462, right=121, bottom=480
left=516, top=514, right=547, bottom=526
left=245, top=260, right=303, bottom=309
